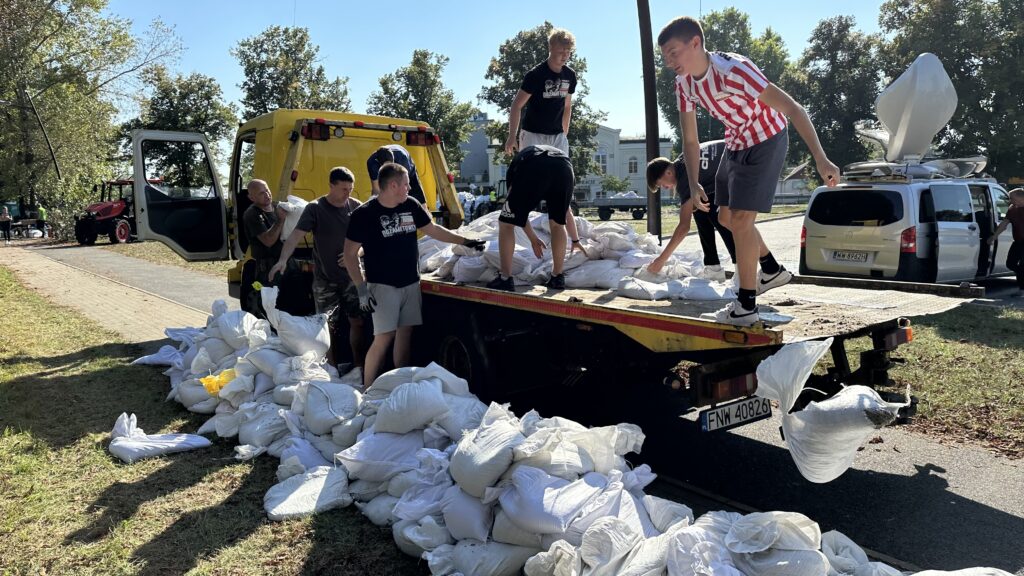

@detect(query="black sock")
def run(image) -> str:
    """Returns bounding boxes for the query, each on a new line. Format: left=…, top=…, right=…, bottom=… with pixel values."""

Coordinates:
left=759, top=253, right=781, bottom=275
left=738, top=288, right=756, bottom=310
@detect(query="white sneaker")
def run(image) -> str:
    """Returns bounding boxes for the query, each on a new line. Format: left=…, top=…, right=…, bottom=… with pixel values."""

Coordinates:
left=700, top=264, right=726, bottom=282
left=758, top=266, right=793, bottom=295
left=339, top=366, right=363, bottom=387
left=700, top=300, right=759, bottom=326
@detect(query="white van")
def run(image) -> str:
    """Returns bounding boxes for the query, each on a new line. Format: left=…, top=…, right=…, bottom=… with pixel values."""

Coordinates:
left=799, top=173, right=1015, bottom=283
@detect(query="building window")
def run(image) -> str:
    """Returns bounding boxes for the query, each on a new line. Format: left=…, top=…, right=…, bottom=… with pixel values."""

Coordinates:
left=594, top=148, right=608, bottom=175
left=628, top=156, right=638, bottom=174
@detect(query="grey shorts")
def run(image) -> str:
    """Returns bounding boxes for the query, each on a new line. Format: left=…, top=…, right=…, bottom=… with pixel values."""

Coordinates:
left=312, top=276, right=364, bottom=327
left=519, top=130, right=569, bottom=155
left=369, top=281, right=422, bottom=335
left=715, top=128, right=789, bottom=213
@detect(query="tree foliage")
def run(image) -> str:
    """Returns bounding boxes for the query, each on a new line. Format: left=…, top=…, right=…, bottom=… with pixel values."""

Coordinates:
left=120, top=65, right=237, bottom=163
left=0, top=0, right=180, bottom=238
left=600, top=173, right=631, bottom=193
left=232, top=26, right=350, bottom=120
left=479, top=22, right=606, bottom=181
left=366, top=50, right=477, bottom=169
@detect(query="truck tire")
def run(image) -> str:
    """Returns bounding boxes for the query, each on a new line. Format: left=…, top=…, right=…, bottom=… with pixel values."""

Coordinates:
left=631, top=208, right=646, bottom=220
left=598, top=207, right=613, bottom=221
left=109, top=219, right=132, bottom=244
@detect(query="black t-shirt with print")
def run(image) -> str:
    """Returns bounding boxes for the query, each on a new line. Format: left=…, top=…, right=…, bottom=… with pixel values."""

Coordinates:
left=520, top=61, right=577, bottom=135
left=346, top=197, right=432, bottom=288
left=674, top=140, right=726, bottom=197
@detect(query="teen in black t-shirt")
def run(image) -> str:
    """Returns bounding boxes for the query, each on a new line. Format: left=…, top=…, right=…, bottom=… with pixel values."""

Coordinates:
left=504, top=28, right=577, bottom=156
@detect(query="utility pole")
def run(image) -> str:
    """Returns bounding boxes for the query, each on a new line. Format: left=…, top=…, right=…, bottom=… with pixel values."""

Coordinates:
left=637, top=0, right=662, bottom=241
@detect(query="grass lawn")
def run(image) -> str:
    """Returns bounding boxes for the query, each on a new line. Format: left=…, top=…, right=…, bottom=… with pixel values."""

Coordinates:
left=102, top=241, right=238, bottom=279
left=578, top=203, right=807, bottom=236
left=0, top=266, right=424, bottom=576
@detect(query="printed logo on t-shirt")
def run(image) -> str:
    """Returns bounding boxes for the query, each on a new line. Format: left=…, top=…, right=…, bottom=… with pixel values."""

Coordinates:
left=379, top=212, right=417, bottom=238
left=543, top=79, right=571, bottom=99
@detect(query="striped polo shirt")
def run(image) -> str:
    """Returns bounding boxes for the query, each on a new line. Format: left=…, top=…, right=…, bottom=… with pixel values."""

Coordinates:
left=675, top=51, right=787, bottom=151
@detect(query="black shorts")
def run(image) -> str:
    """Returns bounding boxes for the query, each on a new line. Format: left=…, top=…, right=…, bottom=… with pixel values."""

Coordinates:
left=498, top=155, right=574, bottom=227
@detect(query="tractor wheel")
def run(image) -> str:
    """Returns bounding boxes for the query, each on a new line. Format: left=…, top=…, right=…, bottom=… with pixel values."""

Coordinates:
left=631, top=208, right=646, bottom=220
left=75, top=219, right=97, bottom=246
left=109, top=219, right=132, bottom=244
left=598, top=207, right=613, bottom=221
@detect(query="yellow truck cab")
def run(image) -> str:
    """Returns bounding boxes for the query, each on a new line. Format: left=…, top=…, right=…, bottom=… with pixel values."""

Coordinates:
left=130, top=109, right=463, bottom=311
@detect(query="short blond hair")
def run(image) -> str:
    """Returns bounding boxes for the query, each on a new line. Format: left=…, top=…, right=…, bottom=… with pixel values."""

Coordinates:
left=548, top=28, right=575, bottom=49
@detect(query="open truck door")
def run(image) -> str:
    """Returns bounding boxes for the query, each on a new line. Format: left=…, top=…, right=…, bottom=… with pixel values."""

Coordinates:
left=131, top=130, right=229, bottom=261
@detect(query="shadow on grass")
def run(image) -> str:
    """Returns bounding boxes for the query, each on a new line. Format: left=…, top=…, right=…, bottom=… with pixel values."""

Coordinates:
left=913, top=303, right=1024, bottom=350
left=302, top=509, right=428, bottom=576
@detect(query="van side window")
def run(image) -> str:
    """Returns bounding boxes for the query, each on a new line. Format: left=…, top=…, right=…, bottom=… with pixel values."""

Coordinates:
left=919, top=190, right=935, bottom=223
left=992, top=187, right=1010, bottom=220
left=930, top=185, right=973, bottom=223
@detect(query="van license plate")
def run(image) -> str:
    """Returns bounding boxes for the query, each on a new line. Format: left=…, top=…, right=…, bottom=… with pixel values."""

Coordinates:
left=833, top=250, right=869, bottom=263
left=699, top=396, right=772, bottom=432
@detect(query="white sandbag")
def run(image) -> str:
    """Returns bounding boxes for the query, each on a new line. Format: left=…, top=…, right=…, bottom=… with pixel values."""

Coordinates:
left=453, top=255, right=490, bottom=283
left=755, top=338, right=908, bottom=483
left=264, top=465, right=350, bottom=521
left=196, top=337, right=235, bottom=365
left=177, top=378, right=212, bottom=409
left=725, top=511, right=821, bottom=553
left=424, top=423, right=451, bottom=450
left=364, top=366, right=420, bottom=402
left=413, top=362, right=472, bottom=396
left=493, top=508, right=543, bottom=548
left=216, top=309, right=260, bottom=350
left=303, top=381, right=361, bottom=435
left=498, top=466, right=607, bottom=534
left=108, top=413, right=211, bottom=463
left=450, top=403, right=526, bottom=498
left=388, top=469, right=421, bottom=498
left=277, top=455, right=307, bottom=482
left=436, top=394, right=489, bottom=442
left=246, top=346, right=289, bottom=376
left=273, top=351, right=331, bottom=385
left=568, top=424, right=645, bottom=475
left=278, top=194, right=308, bottom=242
left=253, top=372, right=275, bottom=397
left=331, top=415, right=366, bottom=450
left=643, top=494, right=693, bottom=532
left=436, top=254, right=460, bottom=279
left=619, top=249, right=659, bottom=269
left=165, top=326, right=204, bottom=349
left=392, top=448, right=454, bottom=521
left=219, top=372, right=255, bottom=408
left=132, top=344, right=183, bottom=367
left=261, top=286, right=330, bottom=358
left=565, top=259, right=622, bottom=288
left=912, top=570, right=1014, bottom=576
left=349, top=478, right=389, bottom=503
left=730, top=548, right=830, bottom=576
left=280, top=436, right=332, bottom=470
left=336, top=430, right=423, bottom=482
left=397, top=515, right=454, bottom=556
left=425, top=540, right=540, bottom=576
left=273, top=383, right=299, bottom=407
left=375, top=379, right=450, bottom=434
left=441, top=485, right=494, bottom=542
left=574, top=516, right=644, bottom=575
left=237, top=403, right=288, bottom=449
left=355, top=493, right=400, bottom=527
left=618, top=277, right=671, bottom=300
left=822, top=529, right=870, bottom=575
left=513, top=427, right=595, bottom=480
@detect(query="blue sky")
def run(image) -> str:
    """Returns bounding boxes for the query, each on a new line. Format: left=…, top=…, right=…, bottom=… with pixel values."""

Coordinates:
left=106, top=0, right=884, bottom=137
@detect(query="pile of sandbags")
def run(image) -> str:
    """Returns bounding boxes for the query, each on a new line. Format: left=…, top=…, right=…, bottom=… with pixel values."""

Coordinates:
left=420, top=211, right=736, bottom=301
left=133, top=303, right=1012, bottom=576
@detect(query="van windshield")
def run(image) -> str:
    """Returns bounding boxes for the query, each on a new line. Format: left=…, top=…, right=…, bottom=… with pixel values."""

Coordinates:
left=807, top=189, right=904, bottom=226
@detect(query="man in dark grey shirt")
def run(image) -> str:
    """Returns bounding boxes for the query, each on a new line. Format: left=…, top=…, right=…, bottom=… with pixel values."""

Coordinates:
left=270, top=167, right=366, bottom=376
left=242, top=179, right=286, bottom=285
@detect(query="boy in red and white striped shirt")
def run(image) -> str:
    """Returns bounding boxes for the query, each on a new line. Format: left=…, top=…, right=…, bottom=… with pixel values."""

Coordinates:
left=658, top=16, right=840, bottom=326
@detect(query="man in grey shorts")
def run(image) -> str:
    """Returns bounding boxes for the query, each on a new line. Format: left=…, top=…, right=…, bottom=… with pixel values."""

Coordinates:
left=343, top=162, right=485, bottom=388
left=269, top=167, right=366, bottom=381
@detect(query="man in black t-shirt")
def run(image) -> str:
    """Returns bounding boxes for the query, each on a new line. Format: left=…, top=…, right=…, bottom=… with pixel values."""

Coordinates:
left=644, top=140, right=739, bottom=280
left=242, top=179, right=286, bottom=286
left=366, top=145, right=426, bottom=203
left=487, top=145, right=586, bottom=291
left=343, top=162, right=485, bottom=388
left=504, top=28, right=577, bottom=156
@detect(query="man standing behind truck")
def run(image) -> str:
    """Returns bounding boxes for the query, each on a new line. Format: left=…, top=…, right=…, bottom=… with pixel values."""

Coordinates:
left=243, top=179, right=286, bottom=290
left=504, top=28, right=576, bottom=156
left=344, top=162, right=485, bottom=388
left=269, top=167, right=367, bottom=382
left=367, top=145, right=426, bottom=204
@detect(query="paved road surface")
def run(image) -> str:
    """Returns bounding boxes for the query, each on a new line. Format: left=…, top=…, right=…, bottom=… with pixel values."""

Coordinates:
left=3, top=238, right=1021, bottom=574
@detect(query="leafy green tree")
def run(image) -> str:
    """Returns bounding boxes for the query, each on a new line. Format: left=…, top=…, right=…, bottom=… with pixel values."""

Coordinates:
left=120, top=65, right=238, bottom=163
left=232, top=26, right=350, bottom=119
left=366, top=50, right=477, bottom=169
left=600, top=174, right=631, bottom=194
left=479, top=22, right=606, bottom=181
left=0, top=0, right=180, bottom=238
left=986, top=0, right=1024, bottom=178
left=787, top=16, right=879, bottom=168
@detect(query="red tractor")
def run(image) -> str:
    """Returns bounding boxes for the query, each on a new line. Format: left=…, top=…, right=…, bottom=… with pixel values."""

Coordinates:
left=74, top=179, right=154, bottom=245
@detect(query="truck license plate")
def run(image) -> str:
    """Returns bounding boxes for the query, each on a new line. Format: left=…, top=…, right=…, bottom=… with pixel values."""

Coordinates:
left=833, top=250, right=869, bottom=263
left=699, top=396, right=772, bottom=432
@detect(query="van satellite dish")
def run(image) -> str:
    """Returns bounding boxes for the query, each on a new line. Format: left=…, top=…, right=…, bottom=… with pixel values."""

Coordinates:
left=876, top=53, right=957, bottom=163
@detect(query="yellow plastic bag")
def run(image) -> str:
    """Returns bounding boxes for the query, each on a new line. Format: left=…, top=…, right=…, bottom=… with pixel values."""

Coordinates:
left=200, top=368, right=236, bottom=395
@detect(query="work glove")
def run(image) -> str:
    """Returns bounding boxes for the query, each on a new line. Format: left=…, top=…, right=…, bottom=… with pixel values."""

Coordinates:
left=357, top=283, right=376, bottom=313
left=463, top=238, right=486, bottom=251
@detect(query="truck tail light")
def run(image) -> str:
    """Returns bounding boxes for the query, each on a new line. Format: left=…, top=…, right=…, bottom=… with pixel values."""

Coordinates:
left=900, top=226, right=917, bottom=253
left=300, top=123, right=330, bottom=141
left=406, top=131, right=434, bottom=146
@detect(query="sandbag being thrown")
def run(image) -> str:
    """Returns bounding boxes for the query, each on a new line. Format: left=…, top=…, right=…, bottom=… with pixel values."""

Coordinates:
left=260, top=286, right=330, bottom=358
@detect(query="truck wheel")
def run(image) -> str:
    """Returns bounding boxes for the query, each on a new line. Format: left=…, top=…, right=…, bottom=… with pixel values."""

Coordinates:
left=598, top=207, right=613, bottom=221
left=109, top=219, right=132, bottom=244
left=75, top=219, right=97, bottom=245
left=631, top=209, right=646, bottom=220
